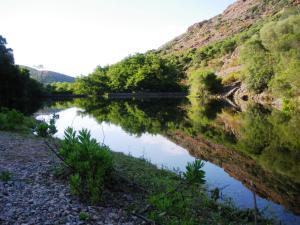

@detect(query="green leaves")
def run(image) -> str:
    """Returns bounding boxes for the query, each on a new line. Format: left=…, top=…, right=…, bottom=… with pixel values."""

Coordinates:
left=241, top=13, right=300, bottom=97
left=183, top=160, right=206, bottom=185
left=59, top=127, right=113, bottom=203
left=188, top=70, right=222, bottom=98
left=73, top=52, right=184, bottom=95
left=36, top=114, right=58, bottom=138
left=0, top=171, right=12, bottom=182
left=0, top=108, right=36, bottom=133
left=0, top=36, right=45, bottom=113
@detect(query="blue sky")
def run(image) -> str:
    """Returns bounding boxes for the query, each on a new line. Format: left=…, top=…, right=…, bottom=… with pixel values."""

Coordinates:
left=0, top=0, right=235, bottom=76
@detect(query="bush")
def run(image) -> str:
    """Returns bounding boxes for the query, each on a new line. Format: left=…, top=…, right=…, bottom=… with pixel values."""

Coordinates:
left=148, top=160, right=206, bottom=225
left=35, top=114, right=57, bottom=137
left=183, top=160, right=206, bottom=185
left=241, top=13, right=300, bottom=97
left=240, top=37, right=274, bottom=92
left=79, top=212, right=90, bottom=221
left=0, top=108, right=36, bottom=133
left=0, top=171, right=12, bottom=182
left=188, top=70, right=222, bottom=97
left=59, top=127, right=113, bottom=203
left=221, top=71, right=242, bottom=85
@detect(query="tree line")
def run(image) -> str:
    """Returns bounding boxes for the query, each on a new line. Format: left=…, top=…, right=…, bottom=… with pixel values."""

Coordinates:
left=0, top=36, right=45, bottom=113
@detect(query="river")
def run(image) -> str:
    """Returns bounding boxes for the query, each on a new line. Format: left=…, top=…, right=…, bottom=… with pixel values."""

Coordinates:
left=35, top=97, right=300, bottom=225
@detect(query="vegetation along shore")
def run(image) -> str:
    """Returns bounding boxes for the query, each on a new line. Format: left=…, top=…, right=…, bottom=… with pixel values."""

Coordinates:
left=0, top=0, right=299, bottom=224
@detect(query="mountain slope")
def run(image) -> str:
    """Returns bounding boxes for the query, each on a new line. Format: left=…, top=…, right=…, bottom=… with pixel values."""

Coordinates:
left=20, top=66, right=75, bottom=84
left=160, top=0, right=297, bottom=54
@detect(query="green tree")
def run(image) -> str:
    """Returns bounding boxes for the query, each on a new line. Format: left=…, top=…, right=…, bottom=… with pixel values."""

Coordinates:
left=0, top=35, right=45, bottom=113
left=188, top=70, right=221, bottom=98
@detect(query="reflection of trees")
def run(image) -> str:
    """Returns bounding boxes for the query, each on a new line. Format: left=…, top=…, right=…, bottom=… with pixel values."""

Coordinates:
left=238, top=105, right=300, bottom=182
left=167, top=101, right=300, bottom=214
left=185, top=99, right=300, bottom=183
left=74, top=98, right=187, bottom=136
left=45, top=97, right=300, bottom=213
left=48, top=97, right=300, bottom=183
left=186, top=97, right=237, bottom=146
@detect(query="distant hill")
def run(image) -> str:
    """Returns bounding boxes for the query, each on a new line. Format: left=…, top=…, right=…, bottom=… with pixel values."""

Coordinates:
left=20, top=65, right=75, bottom=84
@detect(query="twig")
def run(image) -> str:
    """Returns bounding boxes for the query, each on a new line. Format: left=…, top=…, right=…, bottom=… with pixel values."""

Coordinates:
left=139, top=204, right=152, bottom=214
left=44, top=140, right=73, bottom=170
left=219, top=184, right=230, bottom=191
left=132, top=212, right=156, bottom=225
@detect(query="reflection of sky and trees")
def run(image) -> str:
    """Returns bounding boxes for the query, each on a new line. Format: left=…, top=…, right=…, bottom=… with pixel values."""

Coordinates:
left=36, top=97, right=300, bottom=224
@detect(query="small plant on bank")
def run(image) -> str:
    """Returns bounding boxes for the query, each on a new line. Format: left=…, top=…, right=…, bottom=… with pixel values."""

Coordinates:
left=59, top=127, right=113, bottom=203
left=36, top=114, right=58, bottom=137
left=183, top=159, right=206, bottom=185
left=79, top=212, right=90, bottom=221
left=0, top=171, right=12, bottom=182
left=148, top=160, right=206, bottom=225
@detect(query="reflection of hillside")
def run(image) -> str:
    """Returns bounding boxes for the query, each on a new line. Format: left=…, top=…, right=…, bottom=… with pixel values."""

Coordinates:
left=43, top=97, right=300, bottom=214
left=34, top=100, right=77, bottom=116
left=166, top=130, right=300, bottom=215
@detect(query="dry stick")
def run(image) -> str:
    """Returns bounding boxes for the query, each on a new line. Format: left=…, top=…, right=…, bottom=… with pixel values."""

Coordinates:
left=44, top=140, right=73, bottom=170
left=139, top=204, right=152, bottom=214
left=131, top=212, right=156, bottom=225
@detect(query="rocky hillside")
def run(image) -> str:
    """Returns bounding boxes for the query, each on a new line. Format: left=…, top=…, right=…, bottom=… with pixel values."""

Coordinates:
left=20, top=66, right=75, bottom=84
left=158, top=0, right=299, bottom=106
left=161, top=0, right=298, bottom=54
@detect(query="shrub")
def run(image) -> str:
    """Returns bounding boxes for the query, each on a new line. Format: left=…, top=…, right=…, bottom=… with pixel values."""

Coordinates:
left=0, top=171, right=12, bottom=182
left=35, top=114, right=57, bottom=137
left=148, top=160, right=206, bottom=225
left=79, top=212, right=90, bottom=221
left=183, top=160, right=206, bottom=185
left=241, top=13, right=300, bottom=97
left=221, top=71, right=242, bottom=85
left=240, top=37, right=274, bottom=92
left=59, top=127, right=113, bottom=203
left=188, top=70, right=222, bottom=97
left=0, top=108, right=36, bottom=133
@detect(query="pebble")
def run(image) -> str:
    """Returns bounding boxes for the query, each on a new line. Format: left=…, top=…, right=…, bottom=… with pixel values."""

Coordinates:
left=0, top=132, right=142, bottom=225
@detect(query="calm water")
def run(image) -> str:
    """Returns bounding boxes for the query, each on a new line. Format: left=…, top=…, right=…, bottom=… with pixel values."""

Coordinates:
left=35, top=98, right=300, bottom=224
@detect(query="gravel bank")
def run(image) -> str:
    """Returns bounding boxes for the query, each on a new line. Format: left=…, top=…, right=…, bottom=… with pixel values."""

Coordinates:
left=0, top=132, right=142, bottom=225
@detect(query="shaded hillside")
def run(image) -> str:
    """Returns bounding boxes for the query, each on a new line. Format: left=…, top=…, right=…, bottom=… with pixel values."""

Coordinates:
left=20, top=66, right=75, bottom=84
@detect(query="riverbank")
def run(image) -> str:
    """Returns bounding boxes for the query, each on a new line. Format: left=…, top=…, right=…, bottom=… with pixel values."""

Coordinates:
left=0, top=131, right=144, bottom=225
left=0, top=131, right=274, bottom=225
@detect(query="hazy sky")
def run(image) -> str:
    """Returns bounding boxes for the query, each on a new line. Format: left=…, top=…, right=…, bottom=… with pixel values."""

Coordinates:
left=0, top=0, right=235, bottom=76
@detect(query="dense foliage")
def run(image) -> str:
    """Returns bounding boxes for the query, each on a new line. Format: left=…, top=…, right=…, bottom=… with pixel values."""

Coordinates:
left=188, top=70, right=222, bottom=98
left=0, top=36, right=45, bottom=113
left=238, top=105, right=300, bottom=181
left=73, top=52, right=184, bottom=95
left=241, top=13, right=300, bottom=97
left=47, top=82, right=76, bottom=95
left=0, top=108, right=36, bottom=133
left=59, top=128, right=113, bottom=203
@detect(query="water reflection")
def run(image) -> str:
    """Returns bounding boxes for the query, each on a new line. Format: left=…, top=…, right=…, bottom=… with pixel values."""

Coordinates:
left=36, top=97, right=300, bottom=224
